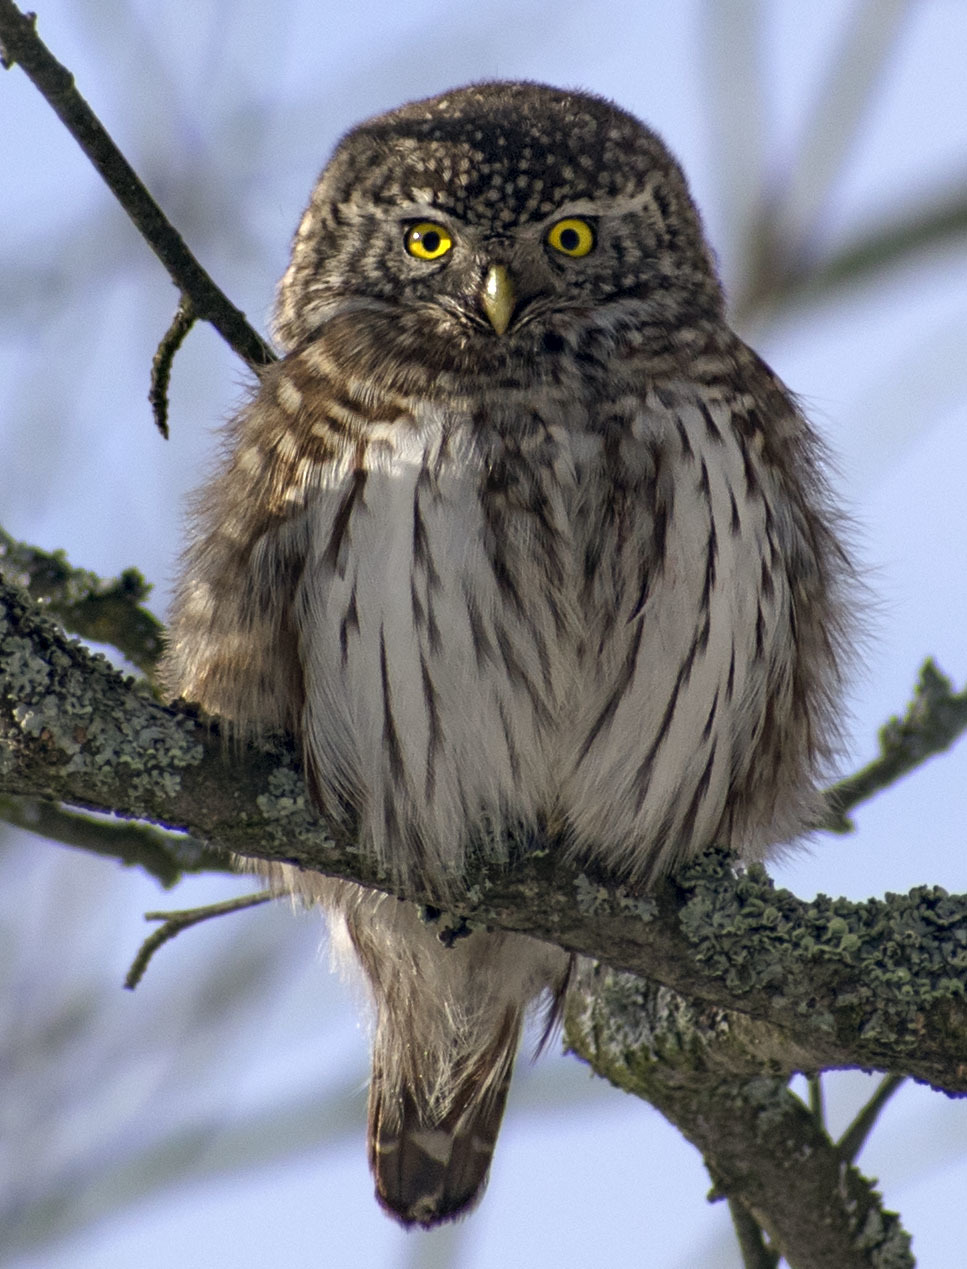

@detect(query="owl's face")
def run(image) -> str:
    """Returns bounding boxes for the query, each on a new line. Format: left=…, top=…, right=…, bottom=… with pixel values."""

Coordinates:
left=275, top=82, right=724, bottom=372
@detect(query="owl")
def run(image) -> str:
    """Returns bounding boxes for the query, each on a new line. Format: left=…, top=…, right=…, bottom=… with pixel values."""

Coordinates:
left=162, top=82, right=849, bottom=1227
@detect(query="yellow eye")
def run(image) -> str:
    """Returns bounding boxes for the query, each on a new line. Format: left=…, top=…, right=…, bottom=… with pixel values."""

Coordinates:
left=404, top=221, right=453, bottom=260
left=546, top=217, right=595, bottom=258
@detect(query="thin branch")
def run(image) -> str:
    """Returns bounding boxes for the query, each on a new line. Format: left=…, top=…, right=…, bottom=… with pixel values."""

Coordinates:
left=700, top=0, right=767, bottom=289
left=823, top=659, right=967, bottom=831
left=807, top=1073, right=825, bottom=1127
left=729, top=1198, right=780, bottom=1269
left=149, top=298, right=196, bottom=439
left=0, top=793, right=230, bottom=888
left=0, top=0, right=275, bottom=373
left=0, top=527, right=164, bottom=676
left=838, top=1075, right=906, bottom=1164
left=124, top=890, right=280, bottom=989
left=797, top=183, right=967, bottom=302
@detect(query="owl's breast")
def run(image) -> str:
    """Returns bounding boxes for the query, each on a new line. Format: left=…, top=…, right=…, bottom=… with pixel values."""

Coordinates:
left=294, top=396, right=610, bottom=888
left=294, top=378, right=798, bottom=889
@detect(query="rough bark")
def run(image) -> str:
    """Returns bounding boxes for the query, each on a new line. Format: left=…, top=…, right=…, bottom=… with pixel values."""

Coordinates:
left=566, top=968, right=914, bottom=1267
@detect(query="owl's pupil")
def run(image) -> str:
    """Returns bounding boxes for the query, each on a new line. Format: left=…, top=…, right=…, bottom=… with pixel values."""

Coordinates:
left=421, top=230, right=441, bottom=254
left=559, top=227, right=580, bottom=252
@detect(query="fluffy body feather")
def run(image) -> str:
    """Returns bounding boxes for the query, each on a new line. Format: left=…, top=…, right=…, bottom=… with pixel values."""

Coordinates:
left=163, top=82, right=849, bottom=1226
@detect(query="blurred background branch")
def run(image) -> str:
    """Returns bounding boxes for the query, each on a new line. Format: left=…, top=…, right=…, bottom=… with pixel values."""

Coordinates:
left=0, top=794, right=229, bottom=888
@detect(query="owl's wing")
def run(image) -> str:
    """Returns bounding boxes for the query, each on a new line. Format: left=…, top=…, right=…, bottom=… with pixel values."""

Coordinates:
left=161, top=359, right=327, bottom=739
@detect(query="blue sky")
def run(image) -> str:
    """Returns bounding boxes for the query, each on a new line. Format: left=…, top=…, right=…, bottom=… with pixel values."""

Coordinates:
left=2, top=2, right=966, bottom=1266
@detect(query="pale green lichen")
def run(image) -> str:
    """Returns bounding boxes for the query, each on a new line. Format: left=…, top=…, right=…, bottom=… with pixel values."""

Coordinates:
left=574, top=872, right=612, bottom=916
left=0, top=529, right=164, bottom=675
left=247, top=759, right=352, bottom=874
left=2, top=584, right=203, bottom=805
left=255, top=765, right=309, bottom=819
left=615, top=889, right=658, bottom=920
left=1, top=632, right=54, bottom=698
left=566, top=965, right=730, bottom=1080
left=672, top=851, right=967, bottom=1052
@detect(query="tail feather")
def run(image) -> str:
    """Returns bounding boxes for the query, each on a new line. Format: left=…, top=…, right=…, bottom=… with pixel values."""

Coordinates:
left=368, top=1012, right=519, bottom=1228
left=335, top=891, right=571, bottom=1227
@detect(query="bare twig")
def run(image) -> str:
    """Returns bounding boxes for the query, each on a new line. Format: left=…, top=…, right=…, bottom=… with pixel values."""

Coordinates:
left=737, top=181, right=967, bottom=322
left=772, top=0, right=913, bottom=256
left=125, top=889, right=280, bottom=989
left=729, top=1198, right=780, bottom=1269
left=149, top=299, right=197, bottom=438
left=0, top=0, right=275, bottom=373
left=700, top=0, right=768, bottom=289
left=823, top=660, right=967, bottom=831
left=838, top=1075, right=906, bottom=1164
left=807, top=1073, right=824, bottom=1126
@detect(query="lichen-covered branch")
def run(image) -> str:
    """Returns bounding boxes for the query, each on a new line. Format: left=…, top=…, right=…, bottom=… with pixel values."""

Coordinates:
left=0, top=528, right=164, bottom=677
left=0, top=0, right=275, bottom=373
left=3, top=570, right=967, bottom=1099
left=824, top=659, right=967, bottom=830
left=566, top=968, right=914, bottom=1268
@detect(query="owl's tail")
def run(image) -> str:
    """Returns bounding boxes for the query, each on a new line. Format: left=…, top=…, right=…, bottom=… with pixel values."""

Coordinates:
left=333, top=885, right=569, bottom=1226
left=367, top=1008, right=521, bottom=1228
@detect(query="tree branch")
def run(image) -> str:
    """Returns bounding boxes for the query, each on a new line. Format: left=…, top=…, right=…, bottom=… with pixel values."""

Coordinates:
left=0, top=792, right=229, bottom=888
left=0, top=0, right=275, bottom=373
left=2, top=13, right=959, bottom=1258
left=728, top=1200, right=780, bottom=1269
left=565, top=969, right=914, bottom=1268
left=0, top=527, right=164, bottom=677
left=3, top=570, right=967, bottom=1098
left=837, top=1074, right=906, bottom=1165
left=149, top=298, right=196, bottom=439
left=823, top=659, right=967, bottom=830
left=124, top=889, right=280, bottom=988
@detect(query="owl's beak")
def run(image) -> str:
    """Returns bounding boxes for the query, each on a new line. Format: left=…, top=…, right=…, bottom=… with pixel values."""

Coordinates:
left=481, top=264, right=516, bottom=336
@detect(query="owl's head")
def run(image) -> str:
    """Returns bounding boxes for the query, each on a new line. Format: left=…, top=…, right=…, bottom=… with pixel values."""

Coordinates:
left=274, top=82, right=724, bottom=367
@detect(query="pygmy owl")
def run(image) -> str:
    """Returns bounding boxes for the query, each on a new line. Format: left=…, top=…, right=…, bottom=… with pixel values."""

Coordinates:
left=163, top=82, right=849, bottom=1227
